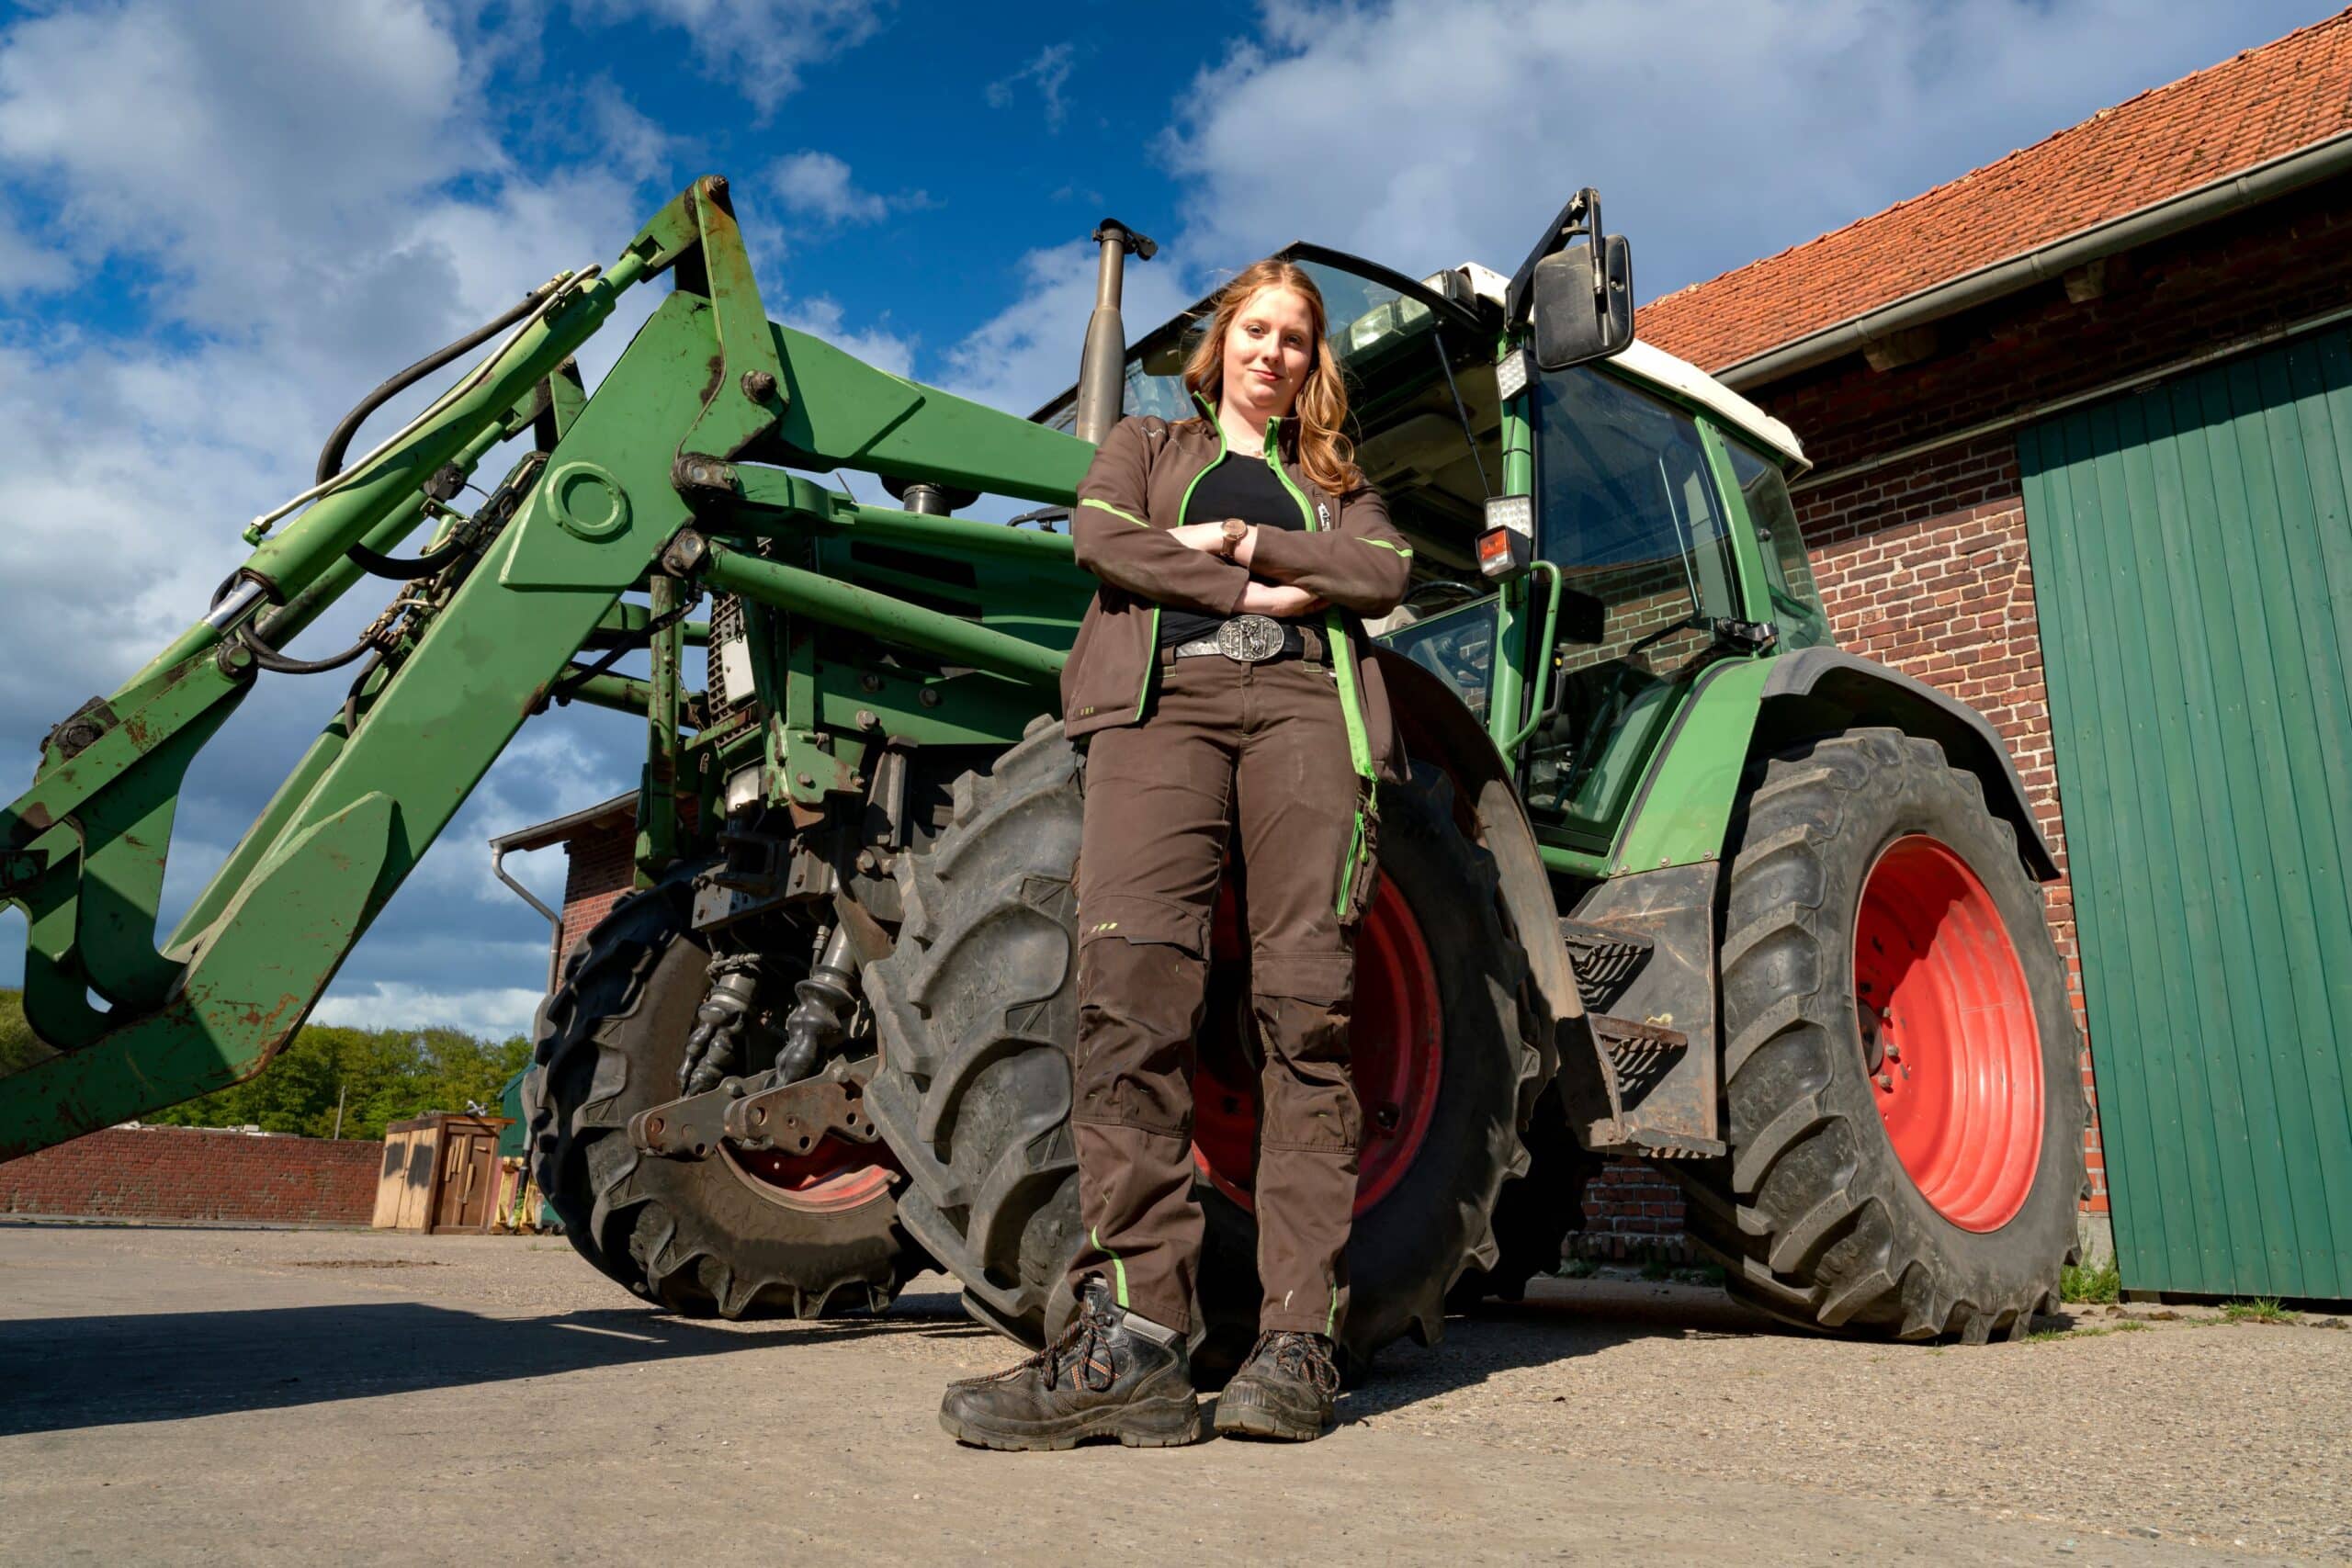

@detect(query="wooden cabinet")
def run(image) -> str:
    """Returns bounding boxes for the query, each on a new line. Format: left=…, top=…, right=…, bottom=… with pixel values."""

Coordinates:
left=372, top=1112, right=512, bottom=1234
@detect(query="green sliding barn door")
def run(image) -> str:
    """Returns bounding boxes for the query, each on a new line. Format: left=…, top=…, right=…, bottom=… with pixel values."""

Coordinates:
left=2018, top=328, right=2352, bottom=1301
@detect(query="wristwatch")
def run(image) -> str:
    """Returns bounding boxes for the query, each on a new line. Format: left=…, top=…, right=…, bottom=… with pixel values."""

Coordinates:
left=1218, top=518, right=1250, bottom=558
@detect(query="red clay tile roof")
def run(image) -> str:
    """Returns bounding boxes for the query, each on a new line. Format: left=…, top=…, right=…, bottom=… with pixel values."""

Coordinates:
left=1636, top=9, right=2352, bottom=375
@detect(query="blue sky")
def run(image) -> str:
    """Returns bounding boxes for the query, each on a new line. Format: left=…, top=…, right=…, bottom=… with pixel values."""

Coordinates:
left=0, top=0, right=2327, bottom=1039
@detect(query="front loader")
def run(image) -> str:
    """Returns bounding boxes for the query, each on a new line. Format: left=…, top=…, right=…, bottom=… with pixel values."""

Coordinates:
left=0, top=177, right=2083, bottom=1362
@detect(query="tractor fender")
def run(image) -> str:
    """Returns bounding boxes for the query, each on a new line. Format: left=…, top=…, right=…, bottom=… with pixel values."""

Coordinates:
left=1755, top=649, right=2059, bottom=882
left=1374, top=649, right=1579, bottom=1086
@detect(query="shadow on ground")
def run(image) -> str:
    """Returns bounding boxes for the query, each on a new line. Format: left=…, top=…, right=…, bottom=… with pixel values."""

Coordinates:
left=0, top=1287, right=983, bottom=1437
left=1339, top=1282, right=1790, bottom=1423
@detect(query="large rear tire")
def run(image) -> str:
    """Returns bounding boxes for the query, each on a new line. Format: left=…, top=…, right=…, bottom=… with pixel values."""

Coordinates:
left=523, top=872, right=921, bottom=1318
left=863, top=723, right=1535, bottom=1372
left=1672, top=729, right=2084, bottom=1343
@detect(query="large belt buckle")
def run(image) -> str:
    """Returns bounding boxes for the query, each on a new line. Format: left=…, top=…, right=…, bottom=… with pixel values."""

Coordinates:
left=1216, top=614, right=1285, bottom=663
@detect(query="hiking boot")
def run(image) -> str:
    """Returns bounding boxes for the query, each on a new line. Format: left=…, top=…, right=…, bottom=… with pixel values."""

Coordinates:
left=940, top=1278, right=1201, bottom=1451
left=1213, top=1330, right=1340, bottom=1441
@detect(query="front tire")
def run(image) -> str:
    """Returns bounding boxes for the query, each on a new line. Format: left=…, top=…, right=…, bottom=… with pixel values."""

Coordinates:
left=863, top=724, right=1535, bottom=1372
left=524, top=872, right=920, bottom=1318
left=1673, top=729, right=2085, bottom=1343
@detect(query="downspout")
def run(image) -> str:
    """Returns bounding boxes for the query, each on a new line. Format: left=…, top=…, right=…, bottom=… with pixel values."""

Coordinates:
left=1712, top=129, right=2352, bottom=393
left=491, top=843, right=563, bottom=993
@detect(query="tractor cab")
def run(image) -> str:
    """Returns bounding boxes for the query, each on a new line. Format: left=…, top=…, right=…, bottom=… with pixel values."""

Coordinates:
left=1031, top=227, right=1833, bottom=870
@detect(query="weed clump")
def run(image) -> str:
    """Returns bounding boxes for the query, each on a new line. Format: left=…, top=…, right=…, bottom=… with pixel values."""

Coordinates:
left=2061, top=1258, right=2121, bottom=1304
left=2219, top=1298, right=2297, bottom=1325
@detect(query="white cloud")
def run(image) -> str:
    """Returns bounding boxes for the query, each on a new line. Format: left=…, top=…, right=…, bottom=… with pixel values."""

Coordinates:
left=768, top=150, right=892, bottom=226
left=0, top=0, right=681, bottom=1032
left=0, top=0, right=501, bottom=330
left=0, top=207, right=67, bottom=295
left=986, top=40, right=1075, bottom=132
left=1160, top=0, right=2325, bottom=300
left=313, top=981, right=552, bottom=1043
left=776, top=294, right=918, bottom=379
left=939, top=238, right=1200, bottom=418
left=570, top=0, right=884, bottom=113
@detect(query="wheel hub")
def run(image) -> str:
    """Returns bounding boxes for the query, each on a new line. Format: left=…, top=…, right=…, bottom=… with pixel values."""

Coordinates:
left=1852, top=834, right=2044, bottom=1232
left=1191, top=874, right=1444, bottom=1216
left=724, top=1137, right=899, bottom=1214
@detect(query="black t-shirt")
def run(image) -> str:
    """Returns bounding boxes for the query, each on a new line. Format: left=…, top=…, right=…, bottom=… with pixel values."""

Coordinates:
left=1156, top=451, right=1310, bottom=648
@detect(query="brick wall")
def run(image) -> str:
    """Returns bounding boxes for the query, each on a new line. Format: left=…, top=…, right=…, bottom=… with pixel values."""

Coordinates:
left=0, top=1125, right=380, bottom=1225
left=556, top=819, right=638, bottom=968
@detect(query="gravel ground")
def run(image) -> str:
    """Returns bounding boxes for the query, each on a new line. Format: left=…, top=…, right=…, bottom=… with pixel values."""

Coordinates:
left=1, top=1223, right=2345, bottom=1564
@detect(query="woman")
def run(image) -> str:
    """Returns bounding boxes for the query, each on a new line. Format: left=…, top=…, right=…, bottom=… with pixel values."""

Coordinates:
left=941, top=261, right=1414, bottom=1451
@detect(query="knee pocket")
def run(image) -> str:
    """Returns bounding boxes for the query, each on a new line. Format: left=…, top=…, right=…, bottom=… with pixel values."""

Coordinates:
left=1075, top=934, right=1207, bottom=1136
left=1249, top=952, right=1354, bottom=1009
left=1076, top=893, right=1210, bottom=956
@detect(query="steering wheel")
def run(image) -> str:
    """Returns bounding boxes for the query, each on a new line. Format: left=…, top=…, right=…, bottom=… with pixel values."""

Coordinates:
left=1402, top=579, right=1484, bottom=612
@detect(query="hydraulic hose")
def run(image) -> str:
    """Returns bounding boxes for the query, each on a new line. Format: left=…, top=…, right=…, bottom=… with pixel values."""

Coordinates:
left=345, top=531, right=469, bottom=581
left=234, top=619, right=379, bottom=676
left=539, top=591, right=702, bottom=710
left=310, top=289, right=557, bottom=580
left=313, top=291, right=550, bottom=486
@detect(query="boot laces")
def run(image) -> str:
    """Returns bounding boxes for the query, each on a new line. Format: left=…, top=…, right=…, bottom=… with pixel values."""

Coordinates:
left=968, top=1292, right=1120, bottom=1393
left=1259, top=1330, right=1340, bottom=1395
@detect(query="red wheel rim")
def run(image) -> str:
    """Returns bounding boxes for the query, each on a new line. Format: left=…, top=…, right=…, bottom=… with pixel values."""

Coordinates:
left=723, top=1139, right=899, bottom=1214
left=1852, top=834, right=2042, bottom=1232
left=1191, top=874, right=1444, bottom=1216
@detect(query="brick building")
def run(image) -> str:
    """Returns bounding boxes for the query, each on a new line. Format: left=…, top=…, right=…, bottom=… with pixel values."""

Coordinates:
left=1632, top=11, right=2352, bottom=1295
left=490, top=794, right=639, bottom=992
left=506, top=13, right=2352, bottom=1296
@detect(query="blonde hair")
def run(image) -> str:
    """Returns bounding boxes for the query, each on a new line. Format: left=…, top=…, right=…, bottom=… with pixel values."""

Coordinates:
left=1181, top=260, right=1362, bottom=495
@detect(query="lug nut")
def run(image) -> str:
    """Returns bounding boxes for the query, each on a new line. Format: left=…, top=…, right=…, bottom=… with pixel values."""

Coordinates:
left=741, top=369, right=776, bottom=401
left=1874, top=1073, right=1894, bottom=1091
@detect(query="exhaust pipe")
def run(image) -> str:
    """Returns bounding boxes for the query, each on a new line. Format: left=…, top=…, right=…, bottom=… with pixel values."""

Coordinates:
left=1073, top=219, right=1158, bottom=446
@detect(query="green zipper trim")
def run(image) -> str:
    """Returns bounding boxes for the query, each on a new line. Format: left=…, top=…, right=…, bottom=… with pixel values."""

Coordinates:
left=1080, top=497, right=1151, bottom=528
left=1091, top=1226, right=1130, bottom=1309
left=1357, top=538, right=1412, bottom=557
left=1260, top=413, right=1378, bottom=916
left=1132, top=395, right=1233, bottom=724
left=1326, top=1285, right=1340, bottom=1337
left=1132, top=605, right=1160, bottom=721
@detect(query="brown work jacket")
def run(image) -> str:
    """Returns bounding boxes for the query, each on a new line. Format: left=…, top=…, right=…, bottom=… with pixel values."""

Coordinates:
left=1061, top=410, right=1414, bottom=784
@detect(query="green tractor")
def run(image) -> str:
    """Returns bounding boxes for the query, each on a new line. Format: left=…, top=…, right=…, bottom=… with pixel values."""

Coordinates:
left=0, top=178, right=2081, bottom=1363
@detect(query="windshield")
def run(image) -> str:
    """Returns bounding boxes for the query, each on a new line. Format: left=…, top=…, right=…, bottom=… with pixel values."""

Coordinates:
left=1034, top=254, right=1463, bottom=431
left=1378, top=595, right=1497, bottom=720
left=1521, top=365, right=1741, bottom=841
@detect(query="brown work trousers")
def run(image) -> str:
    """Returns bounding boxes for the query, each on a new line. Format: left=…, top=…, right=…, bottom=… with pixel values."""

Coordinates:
left=1067, top=649, right=1366, bottom=1337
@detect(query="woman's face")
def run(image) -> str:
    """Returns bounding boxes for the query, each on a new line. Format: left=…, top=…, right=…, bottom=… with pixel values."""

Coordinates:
left=1220, top=285, right=1317, bottom=416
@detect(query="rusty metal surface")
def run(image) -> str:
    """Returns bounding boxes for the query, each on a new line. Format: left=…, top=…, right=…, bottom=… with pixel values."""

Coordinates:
left=1559, top=918, right=1653, bottom=1012
left=628, top=1056, right=879, bottom=1160
left=724, top=1060, right=879, bottom=1152
left=1564, top=862, right=1720, bottom=1153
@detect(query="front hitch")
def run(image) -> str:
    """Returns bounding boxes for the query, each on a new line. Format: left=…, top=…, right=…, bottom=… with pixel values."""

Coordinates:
left=628, top=1055, right=878, bottom=1161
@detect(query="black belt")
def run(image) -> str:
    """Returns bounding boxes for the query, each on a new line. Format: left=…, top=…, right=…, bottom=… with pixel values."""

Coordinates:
left=1159, top=615, right=1329, bottom=666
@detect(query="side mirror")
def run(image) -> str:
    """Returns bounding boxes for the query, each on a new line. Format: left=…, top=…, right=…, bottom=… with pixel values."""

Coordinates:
left=1532, top=234, right=1633, bottom=371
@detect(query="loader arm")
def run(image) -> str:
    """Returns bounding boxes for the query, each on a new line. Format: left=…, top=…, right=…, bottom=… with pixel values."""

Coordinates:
left=0, top=175, right=1091, bottom=1157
